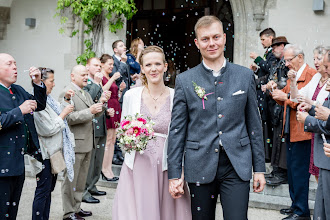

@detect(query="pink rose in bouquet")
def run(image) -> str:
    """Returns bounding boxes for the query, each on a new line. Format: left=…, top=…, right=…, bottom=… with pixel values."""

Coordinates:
left=116, top=113, right=155, bottom=154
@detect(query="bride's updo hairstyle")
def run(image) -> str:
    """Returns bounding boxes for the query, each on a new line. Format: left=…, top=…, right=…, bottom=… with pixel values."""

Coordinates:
left=138, top=45, right=166, bottom=86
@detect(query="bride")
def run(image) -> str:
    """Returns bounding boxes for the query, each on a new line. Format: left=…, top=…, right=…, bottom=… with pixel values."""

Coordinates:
left=112, top=45, right=191, bottom=220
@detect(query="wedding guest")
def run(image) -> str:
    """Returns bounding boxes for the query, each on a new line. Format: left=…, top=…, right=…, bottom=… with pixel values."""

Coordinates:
left=269, top=44, right=316, bottom=219
left=127, top=37, right=144, bottom=86
left=32, top=68, right=75, bottom=220
left=82, top=57, right=112, bottom=203
left=0, top=53, right=46, bottom=220
left=264, top=36, right=290, bottom=186
left=59, top=65, right=107, bottom=220
left=296, top=49, right=330, bottom=220
left=289, top=46, right=329, bottom=183
left=111, top=40, right=131, bottom=105
left=112, top=46, right=191, bottom=220
left=100, top=54, right=125, bottom=180
left=250, top=28, right=277, bottom=167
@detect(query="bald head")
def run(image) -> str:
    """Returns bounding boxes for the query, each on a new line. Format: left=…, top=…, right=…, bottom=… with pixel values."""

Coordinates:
left=71, top=65, right=88, bottom=88
left=0, top=53, right=17, bottom=87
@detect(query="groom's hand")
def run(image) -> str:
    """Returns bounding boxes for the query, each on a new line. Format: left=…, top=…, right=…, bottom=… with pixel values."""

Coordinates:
left=169, top=179, right=184, bottom=199
left=253, top=173, right=266, bottom=193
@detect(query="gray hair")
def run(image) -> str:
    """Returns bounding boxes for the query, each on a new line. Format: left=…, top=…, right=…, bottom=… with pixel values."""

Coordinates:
left=284, top=44, right=305, bottom=58
left=313, top=45, right=328, bottom=55
left=38, top=67, right=54, bottom=81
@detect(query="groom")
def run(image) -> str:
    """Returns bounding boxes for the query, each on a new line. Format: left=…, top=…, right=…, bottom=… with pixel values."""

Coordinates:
left=167, top=15, right=266, bottom=220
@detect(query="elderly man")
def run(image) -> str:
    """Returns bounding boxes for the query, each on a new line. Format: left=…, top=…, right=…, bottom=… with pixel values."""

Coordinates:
left=59, top=65, right=107, bottom=220
left=296, top=49, right=330, bottom=220
left=82, top=57, right=113, bottom=204
left=0, top=53, right=46, bottom=219
left=268, top=44, right=316, bottom=220
left=264, top=36, right=290, bottom=186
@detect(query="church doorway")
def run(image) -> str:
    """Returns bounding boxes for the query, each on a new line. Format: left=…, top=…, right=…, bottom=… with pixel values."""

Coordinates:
left=126, top=0, right=234, bottom=74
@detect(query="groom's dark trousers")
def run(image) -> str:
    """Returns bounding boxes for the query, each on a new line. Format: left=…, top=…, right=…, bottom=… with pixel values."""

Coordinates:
left=188, top=147, right=250, bottom=220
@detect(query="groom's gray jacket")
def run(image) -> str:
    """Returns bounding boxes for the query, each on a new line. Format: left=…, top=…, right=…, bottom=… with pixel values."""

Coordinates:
left=167, top=62, right=265, bottom=184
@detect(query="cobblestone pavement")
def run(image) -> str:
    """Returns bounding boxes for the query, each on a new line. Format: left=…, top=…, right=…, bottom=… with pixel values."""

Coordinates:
left=17, top=177, right=286, bottom=220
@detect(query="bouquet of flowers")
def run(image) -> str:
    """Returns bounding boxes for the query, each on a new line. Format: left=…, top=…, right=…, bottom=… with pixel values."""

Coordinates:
left=116, top=113, right=156, bottom=154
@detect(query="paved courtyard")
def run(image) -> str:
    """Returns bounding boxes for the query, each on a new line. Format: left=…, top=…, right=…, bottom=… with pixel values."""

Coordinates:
left=16, top=177, right=289, bottom=220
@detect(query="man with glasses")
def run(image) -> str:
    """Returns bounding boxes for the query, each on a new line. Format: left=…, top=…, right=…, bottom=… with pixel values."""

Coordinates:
left=268, top=44, right=316, bottom=220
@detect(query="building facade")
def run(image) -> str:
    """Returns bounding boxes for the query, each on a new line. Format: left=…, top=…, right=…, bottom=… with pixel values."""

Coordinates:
left=0, top=0, right=329, bottom=98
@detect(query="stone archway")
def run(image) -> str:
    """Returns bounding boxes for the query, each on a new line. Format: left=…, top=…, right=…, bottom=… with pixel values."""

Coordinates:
left=229, top=0, right=275, bottom=65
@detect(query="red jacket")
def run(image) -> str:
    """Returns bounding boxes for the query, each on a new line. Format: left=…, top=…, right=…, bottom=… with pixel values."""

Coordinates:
left=276, top=64, right=317, bottom=142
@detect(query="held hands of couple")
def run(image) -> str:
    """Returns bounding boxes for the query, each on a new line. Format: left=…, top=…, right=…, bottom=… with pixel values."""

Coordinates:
left=253, top=173, right=266, bottom=193
left=169, top=178, right=184, bottom=199
left=315, top=105, right=330, bottom=121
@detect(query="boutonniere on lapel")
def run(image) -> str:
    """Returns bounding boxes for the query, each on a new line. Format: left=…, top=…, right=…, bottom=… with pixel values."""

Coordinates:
left=192, top=81, right=214, bottom=109
left=325, top=97, right=329, bottom=101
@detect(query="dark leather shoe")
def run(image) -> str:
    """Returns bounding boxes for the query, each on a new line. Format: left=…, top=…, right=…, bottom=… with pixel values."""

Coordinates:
left=77, top=209, right=92, bottom=217
left=82, top=196, right=100, bottom=203
left=90, top=190, right=106, bottom=196
left=282, top=213, right=311, bottom=220
left=112, top=157, right=123, bottom=165
left=280, top=207, right=295, bottom=215
left=63, top=213, right=85, bottom=220
left=264, top=172, right=274, bottom=178
left=267, top=175, right=288, bottom=186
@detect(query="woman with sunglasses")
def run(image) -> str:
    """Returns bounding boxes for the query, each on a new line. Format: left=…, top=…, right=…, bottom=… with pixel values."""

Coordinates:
left=32, top=68, right=75, bottom=220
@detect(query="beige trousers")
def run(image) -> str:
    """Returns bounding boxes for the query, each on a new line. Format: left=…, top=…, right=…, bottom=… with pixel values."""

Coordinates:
left=62, top=151, right=92, bottom=218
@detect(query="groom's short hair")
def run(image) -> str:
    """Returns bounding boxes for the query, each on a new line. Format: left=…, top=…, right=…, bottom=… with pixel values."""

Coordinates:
left=194, top=15, right=223, bottom=38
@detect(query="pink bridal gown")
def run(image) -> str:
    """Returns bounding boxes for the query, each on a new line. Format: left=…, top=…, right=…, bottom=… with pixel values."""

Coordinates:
left=112, top=95, right=192, bottom=220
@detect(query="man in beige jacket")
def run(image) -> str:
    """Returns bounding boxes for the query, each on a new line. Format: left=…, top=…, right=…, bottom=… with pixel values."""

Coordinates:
left=59, top=65, right=108, bottom=220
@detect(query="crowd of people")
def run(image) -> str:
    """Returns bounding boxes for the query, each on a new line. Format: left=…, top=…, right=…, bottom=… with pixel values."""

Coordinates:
left=0, top=14, right=330, bottom=220
left=249, top=26, right=330, bottom=220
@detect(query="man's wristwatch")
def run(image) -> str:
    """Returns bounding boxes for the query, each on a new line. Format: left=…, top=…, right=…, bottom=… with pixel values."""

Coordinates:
left=64, top=96, right=71, bottom=101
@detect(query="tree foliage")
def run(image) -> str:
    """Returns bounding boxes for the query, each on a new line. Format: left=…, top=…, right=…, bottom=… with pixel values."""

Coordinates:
left=56, top=0, right=137, bottom=65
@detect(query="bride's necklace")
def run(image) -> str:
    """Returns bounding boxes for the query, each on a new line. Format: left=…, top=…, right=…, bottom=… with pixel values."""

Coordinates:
left=147, top=87, right=166, bottom=109
left=320, top=77, right=328, bottom=86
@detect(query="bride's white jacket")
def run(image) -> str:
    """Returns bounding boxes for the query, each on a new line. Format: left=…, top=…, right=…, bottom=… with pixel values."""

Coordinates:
left=121, top=86, right=174, bottom=171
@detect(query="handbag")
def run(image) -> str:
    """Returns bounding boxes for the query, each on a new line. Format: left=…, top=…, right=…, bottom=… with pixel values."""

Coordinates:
left=50, top=151, right=66, bottom=174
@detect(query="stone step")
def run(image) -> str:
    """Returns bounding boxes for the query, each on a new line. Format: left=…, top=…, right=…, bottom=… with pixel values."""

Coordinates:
left=249, top=192, right=315, bottom=213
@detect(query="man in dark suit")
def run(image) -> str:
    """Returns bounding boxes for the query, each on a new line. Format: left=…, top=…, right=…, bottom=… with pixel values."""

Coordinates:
left=0, top=53, right=46, bottom=219
left=297, top=49, right=330, bottom=220
left=111, top=40, right=130, bottom=105
left=250, top=28, right=277, bottom=165
left=82, top=57, right=112, bottom=203
left=167, top=16, right=266, bottom=220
